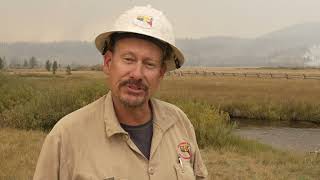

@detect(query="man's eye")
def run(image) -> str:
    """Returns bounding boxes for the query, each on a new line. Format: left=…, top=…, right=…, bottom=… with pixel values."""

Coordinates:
left=123, top=58, right=134, bottom=63
left=146, top=63, right=156, bottom=69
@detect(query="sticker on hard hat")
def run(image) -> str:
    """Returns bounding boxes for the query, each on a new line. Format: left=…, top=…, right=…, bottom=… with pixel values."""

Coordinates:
left=133, top=15, right=153, bottom=29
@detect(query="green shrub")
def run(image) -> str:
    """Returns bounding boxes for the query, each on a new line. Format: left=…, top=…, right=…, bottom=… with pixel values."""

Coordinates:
left=169, top=99, right=235, bottom=148
left=2, top=83, right=107, bottom=131
left=0, top=74, right=35, bottom=114
left=217, top=99, right=320, bottom=123
left=0, top=73, right=108, bottom=130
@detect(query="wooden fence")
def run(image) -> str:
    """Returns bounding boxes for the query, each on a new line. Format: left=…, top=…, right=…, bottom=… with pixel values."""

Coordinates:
left=166, top=70, right=320, bottom=80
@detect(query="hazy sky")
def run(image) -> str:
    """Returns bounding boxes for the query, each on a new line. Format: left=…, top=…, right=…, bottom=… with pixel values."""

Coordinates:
left=1, top=0, right=320, bottom=42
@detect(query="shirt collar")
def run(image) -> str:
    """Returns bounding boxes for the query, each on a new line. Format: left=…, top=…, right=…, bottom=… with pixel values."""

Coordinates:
left=103, top=92, right=127, bottom=138
left=150, top=98, right=177, bottom=132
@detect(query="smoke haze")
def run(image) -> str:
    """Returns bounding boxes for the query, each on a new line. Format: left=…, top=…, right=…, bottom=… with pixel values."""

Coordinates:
left=1, top=0, right=320, bottom=42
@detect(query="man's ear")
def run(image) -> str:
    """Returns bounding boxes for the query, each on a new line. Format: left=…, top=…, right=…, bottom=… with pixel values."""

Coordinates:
left=103, top=51, right=112, bottom=75
left=159, top=63, right=167, bottom=79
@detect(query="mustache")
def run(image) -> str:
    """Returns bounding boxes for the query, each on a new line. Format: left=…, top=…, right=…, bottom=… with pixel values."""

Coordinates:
left=119, top=79, right=148, bottom=91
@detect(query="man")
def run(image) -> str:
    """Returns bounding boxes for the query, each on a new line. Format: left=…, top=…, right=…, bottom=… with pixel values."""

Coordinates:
left=34, top=5, right=208, bottom=180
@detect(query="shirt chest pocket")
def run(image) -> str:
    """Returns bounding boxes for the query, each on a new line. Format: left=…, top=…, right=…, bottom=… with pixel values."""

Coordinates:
left=74, top=173, right=127, bottom=180
left=103, top=177, right=128, bottom=180
left=174, top=163, right=196, bottom=180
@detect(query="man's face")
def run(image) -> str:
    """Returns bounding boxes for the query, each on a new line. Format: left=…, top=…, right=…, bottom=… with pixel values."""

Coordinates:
left=103, top=37, right=166, bottom=108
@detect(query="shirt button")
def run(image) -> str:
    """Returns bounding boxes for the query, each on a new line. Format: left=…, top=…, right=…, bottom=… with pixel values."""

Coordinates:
left=148, top=167, right=154, bottom=175
left=122, top=135, right=129, bottom=141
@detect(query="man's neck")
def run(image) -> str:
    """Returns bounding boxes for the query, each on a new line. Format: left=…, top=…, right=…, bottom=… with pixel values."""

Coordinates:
left=112, top=96, right=152, bottom=126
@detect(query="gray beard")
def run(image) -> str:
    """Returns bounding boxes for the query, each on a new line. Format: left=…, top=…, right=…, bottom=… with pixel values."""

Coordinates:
left=119, top=95, right=146, bottom=108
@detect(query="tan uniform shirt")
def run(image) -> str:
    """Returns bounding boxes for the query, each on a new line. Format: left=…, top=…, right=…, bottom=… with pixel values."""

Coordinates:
left=33, top=92, right=208, bottom=180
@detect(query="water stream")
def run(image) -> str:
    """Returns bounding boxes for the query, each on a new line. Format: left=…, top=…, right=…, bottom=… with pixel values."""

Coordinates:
left=233, top=119, right=320, bottom=152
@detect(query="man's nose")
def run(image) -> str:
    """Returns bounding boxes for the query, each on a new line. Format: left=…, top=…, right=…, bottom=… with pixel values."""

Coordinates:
left=129, top=63, right=144, bottom=79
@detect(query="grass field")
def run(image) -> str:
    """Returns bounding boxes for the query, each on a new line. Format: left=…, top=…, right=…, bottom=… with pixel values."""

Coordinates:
left=1, top=68, right=320, bottom=179
left=181, top=67, right=320, bottom=75
left=1, top=128, right=319, bottom=179
left=2, top=68, right=320, bottom=130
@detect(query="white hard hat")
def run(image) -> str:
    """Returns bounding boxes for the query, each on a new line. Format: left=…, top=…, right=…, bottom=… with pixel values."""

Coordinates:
left=95, top=5, right=184, bottom=71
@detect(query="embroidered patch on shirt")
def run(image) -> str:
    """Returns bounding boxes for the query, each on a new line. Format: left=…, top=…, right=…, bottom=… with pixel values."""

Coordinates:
left=133, top=15, right=153, bottom=29
left=177, top=141, right=192, bottom=160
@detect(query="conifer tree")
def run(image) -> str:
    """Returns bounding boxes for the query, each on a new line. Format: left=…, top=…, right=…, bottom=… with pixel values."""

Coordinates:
left=45, top=60, right=52, bottom=71
left=0, top=57, right=4, bottom=70
left=66, top=65, right=72, bottom=75
left=52, top=61, right=58, bottom=74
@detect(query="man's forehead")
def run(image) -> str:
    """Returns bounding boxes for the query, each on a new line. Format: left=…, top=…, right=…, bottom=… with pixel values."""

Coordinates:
left=111, top=33, right=167, bottom=53
left=115, top=37, right=161, bottom=49
left=113, top=38, right=163, bottom=59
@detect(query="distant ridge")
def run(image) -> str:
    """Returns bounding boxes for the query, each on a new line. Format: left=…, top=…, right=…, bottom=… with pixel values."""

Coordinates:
left=1, top=22, right=320, bottom=67
left=179, top=22, right=320, bottom=67
left=260, top=22, right=320, bottom=40
left=0, top=41, right=101, bottom=65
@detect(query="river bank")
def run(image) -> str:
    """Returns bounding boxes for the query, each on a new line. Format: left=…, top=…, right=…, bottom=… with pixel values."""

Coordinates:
left=235, top=127, right=320, bottom=153
left=233, top=118, right=320, bottom=153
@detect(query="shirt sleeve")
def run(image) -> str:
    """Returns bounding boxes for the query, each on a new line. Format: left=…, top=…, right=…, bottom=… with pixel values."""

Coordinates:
left=33, top=130, right=63, bottom=180
left=190, top=126, right=208, bottom=180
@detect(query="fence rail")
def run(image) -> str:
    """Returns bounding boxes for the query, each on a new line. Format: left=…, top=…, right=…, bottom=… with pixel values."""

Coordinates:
left=166, top=70, right=320, bottom=80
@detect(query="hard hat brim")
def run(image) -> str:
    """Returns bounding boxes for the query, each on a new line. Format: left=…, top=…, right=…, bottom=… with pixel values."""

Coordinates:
left=95, top=31, right=184, bottom=72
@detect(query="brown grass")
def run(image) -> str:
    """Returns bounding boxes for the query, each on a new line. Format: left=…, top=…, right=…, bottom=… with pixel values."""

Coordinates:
left=1, top=128, right=319, bottom=179
left=0, top=128, right=46, bottom=179
left=202, top=148, right=320, bottom=180
left=161, top=76, right=320, bottom=103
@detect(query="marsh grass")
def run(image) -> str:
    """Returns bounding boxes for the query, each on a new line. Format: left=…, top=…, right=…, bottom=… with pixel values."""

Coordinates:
left=159, top=76, right=320, bottom=123
left=1, top=71, right=320, bottom=134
